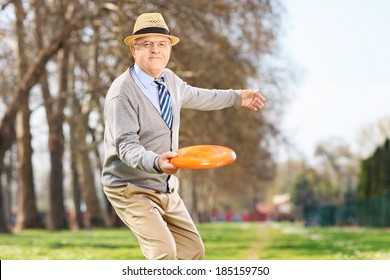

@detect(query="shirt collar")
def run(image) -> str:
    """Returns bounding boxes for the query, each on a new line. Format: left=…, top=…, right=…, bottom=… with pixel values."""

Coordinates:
left=133, top=63, right=154, bottom=89
left=133, top=64, right=165, bottom=88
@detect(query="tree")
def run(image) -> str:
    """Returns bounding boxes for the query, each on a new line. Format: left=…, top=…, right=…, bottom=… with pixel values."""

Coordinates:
left=13, top=0, right=42, bottom=230
left=356, top=117, right=390, bottom=159
left=290, top=168, right=319, bottom=220
left=0, top=0, right=289, bottom=229
left=268, top=159, right=306, bottom=207
left=33, top=0, right=69, bottom=229
left=0, top=1, right=17, bottom=233
left=314, top=139, right=358, bottom=205
left=358, top=138, right=390, bottom=199
left=0, top=0, right=84, bottom=231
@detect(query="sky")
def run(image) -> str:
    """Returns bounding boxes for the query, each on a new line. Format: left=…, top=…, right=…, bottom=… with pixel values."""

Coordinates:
left=279, top=0, right=390, bottom=161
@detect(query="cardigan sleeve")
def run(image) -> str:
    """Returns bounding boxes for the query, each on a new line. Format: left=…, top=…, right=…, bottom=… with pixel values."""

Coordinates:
left=165, top=69, right=241, bottom=110
left=105, top=94, right=160, bottom=174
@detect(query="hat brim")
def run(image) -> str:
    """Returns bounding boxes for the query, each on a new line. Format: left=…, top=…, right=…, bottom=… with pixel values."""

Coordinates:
left=124, top=34, right=180, bottom=46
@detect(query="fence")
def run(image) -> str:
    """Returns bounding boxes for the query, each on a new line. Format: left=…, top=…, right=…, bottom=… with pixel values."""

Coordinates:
left=303, top=195, right=390, bottom=227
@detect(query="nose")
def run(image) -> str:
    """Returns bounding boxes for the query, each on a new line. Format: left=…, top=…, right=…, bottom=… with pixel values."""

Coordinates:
left=150, top=43, right=160, bottom=53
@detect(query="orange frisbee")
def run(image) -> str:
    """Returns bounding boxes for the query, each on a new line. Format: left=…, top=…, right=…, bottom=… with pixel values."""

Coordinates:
left=170, top=145, right=236, bottom=169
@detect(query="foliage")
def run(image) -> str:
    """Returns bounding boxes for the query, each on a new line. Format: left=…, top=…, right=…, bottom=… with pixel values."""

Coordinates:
left=301, top=194, right=390, bottom=227
left=290, top=169, right=319, bottom=211
left=314, top=139, right=358, bottom=204
left=356, top=117, right=390, bottom=159
left=287, top=139, right=359, bottom=222
left=357, top=138, right=390, bottom=199
left=288, top=139, right=390, bottom=226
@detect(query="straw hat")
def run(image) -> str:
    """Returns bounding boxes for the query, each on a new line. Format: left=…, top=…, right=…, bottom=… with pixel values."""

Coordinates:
left=124, top=13, right=180, bottom=46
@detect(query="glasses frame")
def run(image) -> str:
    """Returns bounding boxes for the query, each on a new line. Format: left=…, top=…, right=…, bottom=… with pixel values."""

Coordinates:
left=132, top=40, right=172, bottom=49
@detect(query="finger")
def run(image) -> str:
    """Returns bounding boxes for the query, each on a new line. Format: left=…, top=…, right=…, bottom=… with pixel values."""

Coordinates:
left=257, top=93, right=266, bottom=102
left=167, top=151, right=178, bottom=158
left=162, top=151, right=177, bottom=160
left=165, top=165, right=180, bottom=174
left=250, top=101, right=264, bottom=111
left=252, top=90, right=265, bottom=101
left=255, top=100, right=265, bottom=108
left=247, top=104, right=258, bottom=111
left=254, top=96, right=265, bottom=106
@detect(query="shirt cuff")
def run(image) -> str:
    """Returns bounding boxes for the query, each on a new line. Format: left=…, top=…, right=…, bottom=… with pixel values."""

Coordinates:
left=153, top=156, right=164, bottom=173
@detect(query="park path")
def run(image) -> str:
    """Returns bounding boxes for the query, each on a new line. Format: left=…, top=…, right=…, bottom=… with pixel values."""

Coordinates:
left=246, top=222, right=273, bottom=259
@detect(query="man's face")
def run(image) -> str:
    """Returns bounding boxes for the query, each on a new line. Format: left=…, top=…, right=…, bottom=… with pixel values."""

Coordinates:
left=130, top=35, right=172, bottom=78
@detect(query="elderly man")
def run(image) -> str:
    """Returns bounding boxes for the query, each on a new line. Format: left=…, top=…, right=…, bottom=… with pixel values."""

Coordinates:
left=102, top=12, right=265, bottom=260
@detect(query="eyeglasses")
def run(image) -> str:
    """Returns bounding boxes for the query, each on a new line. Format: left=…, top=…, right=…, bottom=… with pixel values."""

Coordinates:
left=132, top=41, right=171, bottom=49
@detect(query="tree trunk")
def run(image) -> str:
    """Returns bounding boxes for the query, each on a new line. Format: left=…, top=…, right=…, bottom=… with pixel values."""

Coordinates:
left=55, top=7, right=107, bottom=228
left=14, top=0, right=41, bottom=230
left=74, top=122, right=106, bottom=227
left=191, top=172, right=199, bottom=223
left=70, top=96, right=105, bottom=228
left=33, top=0, right=70, bottom=230
left=39, top=69, right=69, bottom=230
left=69, top=95, right=84, bottom=229
left=69, top=110, right=107, bottom=228
left=46, top=118, right=68, bottom=230
left=0, top=160, right=10, bottom=233
left=67, top=46, right=105, bottom=227
left=45, top=45, right=69, bottom=230
left=15, top=102, right=42, bottom=230
left=70, top=156, right=84, bottom=229
left=0, top=151, right=15, bottom=232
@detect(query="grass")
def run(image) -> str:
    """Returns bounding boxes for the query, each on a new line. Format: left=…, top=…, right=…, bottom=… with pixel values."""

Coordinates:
left=258, top=223, right=390, bottom=260
left=0, top=222, right=389, bottom=260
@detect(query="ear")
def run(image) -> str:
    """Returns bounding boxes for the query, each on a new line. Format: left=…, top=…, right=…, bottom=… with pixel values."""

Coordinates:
left=129, top=46, right=136, bottom=59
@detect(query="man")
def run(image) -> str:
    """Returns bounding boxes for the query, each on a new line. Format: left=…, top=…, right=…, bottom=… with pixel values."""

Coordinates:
left=102, top=12, right=265, bottom=260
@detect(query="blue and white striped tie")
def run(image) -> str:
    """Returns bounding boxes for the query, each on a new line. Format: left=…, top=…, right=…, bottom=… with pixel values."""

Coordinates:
left=155, top=77, right=173, bottom=129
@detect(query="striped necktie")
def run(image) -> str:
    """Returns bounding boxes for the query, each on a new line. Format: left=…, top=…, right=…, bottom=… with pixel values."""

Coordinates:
left=155, top=77, right=173, bottom=129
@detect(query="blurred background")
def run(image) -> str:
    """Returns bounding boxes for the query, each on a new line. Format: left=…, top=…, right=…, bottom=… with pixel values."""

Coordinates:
left=0, top=0, right=389, bottom=233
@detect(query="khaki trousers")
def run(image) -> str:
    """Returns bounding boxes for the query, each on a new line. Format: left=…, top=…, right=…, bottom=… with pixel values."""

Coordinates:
left=104, top=182, right=204, bottom=260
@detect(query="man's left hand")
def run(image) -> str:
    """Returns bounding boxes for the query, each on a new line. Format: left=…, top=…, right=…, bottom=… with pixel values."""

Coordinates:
left=241, top=89, right=266, bottom=111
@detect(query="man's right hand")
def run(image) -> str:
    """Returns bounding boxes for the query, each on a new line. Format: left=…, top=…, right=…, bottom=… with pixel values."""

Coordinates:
left=158, top=151, right=180, bottom=175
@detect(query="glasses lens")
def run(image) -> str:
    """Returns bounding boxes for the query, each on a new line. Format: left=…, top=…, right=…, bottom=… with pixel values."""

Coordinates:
left=158, top=41, right=169, bottom=48
left=134, top=41, right=171, bottom=48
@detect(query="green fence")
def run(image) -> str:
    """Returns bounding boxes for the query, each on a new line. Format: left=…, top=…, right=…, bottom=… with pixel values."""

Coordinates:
left=304, top=195, right=390, bottom=227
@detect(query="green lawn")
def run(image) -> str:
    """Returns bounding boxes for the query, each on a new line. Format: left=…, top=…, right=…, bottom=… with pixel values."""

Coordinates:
left=0, top=222, right=389, bottom=260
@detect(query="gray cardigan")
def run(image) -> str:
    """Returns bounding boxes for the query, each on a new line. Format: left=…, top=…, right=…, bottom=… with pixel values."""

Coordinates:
left=101, top=68, right=241, bottom=192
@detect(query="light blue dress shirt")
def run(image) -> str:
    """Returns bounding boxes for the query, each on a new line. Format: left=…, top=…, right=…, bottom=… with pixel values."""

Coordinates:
left=129, top=64, right=162, bottom=113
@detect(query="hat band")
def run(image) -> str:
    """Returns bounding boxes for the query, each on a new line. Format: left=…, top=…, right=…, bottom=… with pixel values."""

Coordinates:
left=133, top=27, right=170, bottom=36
